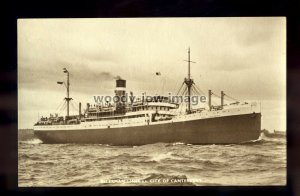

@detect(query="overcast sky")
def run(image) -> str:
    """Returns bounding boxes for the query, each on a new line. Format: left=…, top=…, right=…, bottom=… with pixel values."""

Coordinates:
left=18, top=17, right=286, bottom=131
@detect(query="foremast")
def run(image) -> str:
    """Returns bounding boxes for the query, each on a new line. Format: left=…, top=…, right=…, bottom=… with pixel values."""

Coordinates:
left=57, top=68, right=72, bottom=119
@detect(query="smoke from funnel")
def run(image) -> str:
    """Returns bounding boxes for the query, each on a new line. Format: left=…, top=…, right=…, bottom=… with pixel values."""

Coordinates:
left=98, top=72, right=115, bottom=80
left=114, top=75, right=123, bottom=80
left=97, top=72, right=123, bottom=80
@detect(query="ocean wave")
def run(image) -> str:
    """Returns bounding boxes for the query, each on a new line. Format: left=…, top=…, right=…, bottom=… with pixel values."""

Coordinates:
left=231, top=166, right=274, bottom=173
left=239, top=153, right=274, bottom=164
left=19, top=154, right=30, bottom=159
left=149, top=152, right=175, bottom=162
left=91, top=154, right=148, bottom=164
left=152, top=155, right=229, bottom=169
left=261, top=134, right=286, bottom=146
left=235, top=132, right=265, bottom=145
left=235, top=132, right=285, bottom=146
left=18, top=129, right=36, bottom=141
left=132, top=160, right=158, bottom=164
left=19, top=153, right=45, bottom=161
left=20, top=138, right=43, bottom=145
left=262, top=130, right=286, bottom=138
left=18, top=130, right=286, bottom=186
left=171, top=142, right=185, bottom=146
left=111, top=153, right=132, bottom=159
left=60, top=178, right=89, bottom=186
left=33, top=161, right=56, bottom=166
left=108, top=153, right=149, bottom=162
left=262, top=135, right=285, bottom=142
left=196, top=159, right=226, bottom=168
left=164, top=142, right=195, bottom=147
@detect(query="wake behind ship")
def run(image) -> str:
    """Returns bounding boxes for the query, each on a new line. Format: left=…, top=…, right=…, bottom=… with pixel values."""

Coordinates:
left=33, top=49, right=261, bottom=145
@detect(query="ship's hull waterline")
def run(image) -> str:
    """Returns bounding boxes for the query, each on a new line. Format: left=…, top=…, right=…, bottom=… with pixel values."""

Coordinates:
left=34, top=113, right=261, bottom=145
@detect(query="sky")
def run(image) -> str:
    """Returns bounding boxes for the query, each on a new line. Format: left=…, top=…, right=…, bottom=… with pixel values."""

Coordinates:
left=18, top=17, right=286, bottom=131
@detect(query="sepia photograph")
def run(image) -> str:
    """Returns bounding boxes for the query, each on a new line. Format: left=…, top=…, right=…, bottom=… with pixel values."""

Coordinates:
left=18, top=17, right=286, bottom=186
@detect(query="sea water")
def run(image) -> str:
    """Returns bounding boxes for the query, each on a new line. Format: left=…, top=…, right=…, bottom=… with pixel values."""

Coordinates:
left=18, top=130, right=286, bottom=186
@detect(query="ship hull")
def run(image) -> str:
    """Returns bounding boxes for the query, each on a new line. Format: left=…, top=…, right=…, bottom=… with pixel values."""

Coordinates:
left=34, top=113, right=261, bottom=145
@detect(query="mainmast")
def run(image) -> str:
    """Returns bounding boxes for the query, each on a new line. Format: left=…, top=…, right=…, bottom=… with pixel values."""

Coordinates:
left=184, top=47, right=195, bottom=114
left=188, top=48, right=191, bottom=79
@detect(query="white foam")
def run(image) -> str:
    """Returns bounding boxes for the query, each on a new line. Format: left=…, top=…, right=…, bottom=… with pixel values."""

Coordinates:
left=150, top=151, right=173, bottom=162
left=241, top=132, right=264, bottom=143
left=22, top=138, right=43, bottom=145
left=172, top=142, right=185, bottom=146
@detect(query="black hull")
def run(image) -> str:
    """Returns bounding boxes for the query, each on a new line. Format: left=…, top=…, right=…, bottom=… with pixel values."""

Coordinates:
left=34, top=113, right=261, bottom=145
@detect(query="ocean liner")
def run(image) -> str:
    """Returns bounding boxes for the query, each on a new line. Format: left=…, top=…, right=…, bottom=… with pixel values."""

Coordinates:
left=33, top=49, right=261, bottom=145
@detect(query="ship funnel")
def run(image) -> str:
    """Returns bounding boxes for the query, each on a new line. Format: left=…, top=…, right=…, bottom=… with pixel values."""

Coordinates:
left=115, top=78, right=126, bottom=114
left=116, top=78, right=126, bottom=88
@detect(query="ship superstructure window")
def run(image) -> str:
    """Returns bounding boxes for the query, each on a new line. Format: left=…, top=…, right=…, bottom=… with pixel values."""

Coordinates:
left=85, top=114, right=146, bottom=122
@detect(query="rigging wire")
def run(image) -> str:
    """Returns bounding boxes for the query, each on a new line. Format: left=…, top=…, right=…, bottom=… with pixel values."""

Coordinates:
left=71, top=100, right=79, bottom=110
left=70, top=101, right=79, bottom=113
left=176, top=82, right=185, bottom=96
left=174, top=86, right=187, bottom=114
left=55, top=101, right=66, bottom=115
left=192, top=86, right=200, bottom=98
left=55, top=99, right=66, bottom=113
left=192, top=86, right=204, bottom=96
left=60, top=101, right=67, bottom=114
left=194, top=84, right=206, bottom=95
left=190, top=86, right=197, bottom=96
left=224, top=94, right=239, bottom=102
left=181, top=86, right=188, bottom=96
left=192, top=86, right=200, bottom=95
left=190, top=87, right=195, bottom=96
left=211, top=92, right=220, bottom=98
